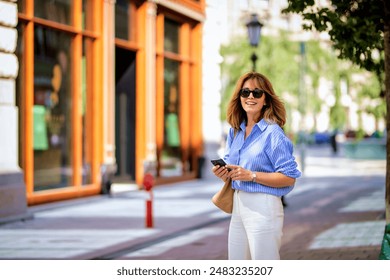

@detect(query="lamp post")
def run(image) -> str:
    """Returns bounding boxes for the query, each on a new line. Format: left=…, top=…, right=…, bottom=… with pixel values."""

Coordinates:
left=246, top=13, right=263, bottom=71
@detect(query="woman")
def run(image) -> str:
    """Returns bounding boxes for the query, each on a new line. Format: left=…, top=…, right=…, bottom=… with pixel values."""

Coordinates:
left=212, top=72, right=301, bottom=260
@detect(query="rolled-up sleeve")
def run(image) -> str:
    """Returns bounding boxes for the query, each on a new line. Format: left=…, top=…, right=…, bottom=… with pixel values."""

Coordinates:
left=268, top=135, right=301, bottom=179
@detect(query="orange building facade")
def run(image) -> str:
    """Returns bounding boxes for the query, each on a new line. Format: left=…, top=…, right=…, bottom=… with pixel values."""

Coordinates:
left=14, top=0, right=205, bottom=206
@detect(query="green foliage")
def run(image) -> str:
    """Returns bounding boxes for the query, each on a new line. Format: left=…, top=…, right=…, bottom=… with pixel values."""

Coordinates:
left=283, top=0, right=385, bottom=76
left=282, top=0, right=387, bottom=128
left=220, top=0, right=387, bottom=133
left=304, top=41, right=349, bottom=127
left=357, top=74, right=386, bottom=123
left=219, top=32, right=361, bottom=133
left=379, top=224, right=390, bottom=260
left=329, top=102, right=346, bottom=131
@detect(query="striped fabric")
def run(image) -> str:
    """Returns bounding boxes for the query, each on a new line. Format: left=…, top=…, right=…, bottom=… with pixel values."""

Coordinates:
left=224, top=119, right=301, bottom=197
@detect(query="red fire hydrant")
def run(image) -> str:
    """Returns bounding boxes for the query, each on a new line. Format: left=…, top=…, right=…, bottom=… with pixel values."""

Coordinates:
left=143, top=172, right=154, bottom=228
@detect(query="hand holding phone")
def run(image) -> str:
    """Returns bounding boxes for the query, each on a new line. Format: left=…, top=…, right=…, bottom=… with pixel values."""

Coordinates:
left=211, top=158, right=231, bottom=171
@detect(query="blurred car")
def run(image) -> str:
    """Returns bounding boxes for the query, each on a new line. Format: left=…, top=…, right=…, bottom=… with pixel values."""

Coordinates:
left=313, top=132, right=331, bottom=144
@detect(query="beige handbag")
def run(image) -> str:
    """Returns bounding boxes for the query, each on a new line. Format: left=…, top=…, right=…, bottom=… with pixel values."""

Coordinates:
left=212, top=178, right=234, bottom=214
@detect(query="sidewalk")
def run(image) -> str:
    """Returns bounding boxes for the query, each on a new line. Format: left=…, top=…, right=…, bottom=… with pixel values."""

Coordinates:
left=281, top=144, right=386, bottom=260
left=0, top=145, right=386, bottom=260
left=0, top=178, right=230, bottom=260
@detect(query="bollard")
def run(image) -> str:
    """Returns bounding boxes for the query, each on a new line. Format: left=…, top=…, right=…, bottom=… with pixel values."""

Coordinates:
left=143, top=173, right=154, bottom=228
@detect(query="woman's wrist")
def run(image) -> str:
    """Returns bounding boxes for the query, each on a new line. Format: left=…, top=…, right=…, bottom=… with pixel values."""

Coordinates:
left=251, top=171, right=257, bottom=183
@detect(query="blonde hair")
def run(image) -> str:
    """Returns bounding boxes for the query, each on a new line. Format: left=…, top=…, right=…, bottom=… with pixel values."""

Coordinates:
left=226, top=72, right=286, bottom=131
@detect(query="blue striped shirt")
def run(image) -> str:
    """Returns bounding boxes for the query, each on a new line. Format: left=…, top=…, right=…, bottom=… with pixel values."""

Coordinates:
left=224, top=119, right=301, bottom=197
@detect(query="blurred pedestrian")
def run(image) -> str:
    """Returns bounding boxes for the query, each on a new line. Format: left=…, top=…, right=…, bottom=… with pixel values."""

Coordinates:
left=330, top=129, right=338, bottom=154
left=212, top=72, right=301, bottom=260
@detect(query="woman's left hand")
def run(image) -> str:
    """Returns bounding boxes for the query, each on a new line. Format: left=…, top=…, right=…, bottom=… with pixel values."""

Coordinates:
left=226, top=164, right=253, bottom=182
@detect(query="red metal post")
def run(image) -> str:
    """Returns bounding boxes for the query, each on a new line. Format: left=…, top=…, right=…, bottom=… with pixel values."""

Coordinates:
left=145, top=191, right=153, bottom=228
left=143, top=173, right=154, bottom=228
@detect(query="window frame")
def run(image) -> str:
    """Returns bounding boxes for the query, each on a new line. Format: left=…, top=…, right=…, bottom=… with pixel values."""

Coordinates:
left=155, top=12, right=201, bottom=181
left=17, top=0, right=102, bottom=204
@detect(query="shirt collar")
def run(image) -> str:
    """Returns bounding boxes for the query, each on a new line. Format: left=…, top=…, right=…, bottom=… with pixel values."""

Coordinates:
left=240, top=118, right=269, bottom=132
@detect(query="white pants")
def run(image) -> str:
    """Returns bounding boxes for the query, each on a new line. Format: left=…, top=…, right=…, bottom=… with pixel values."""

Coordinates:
left=228, top=190, right=284, bottom=260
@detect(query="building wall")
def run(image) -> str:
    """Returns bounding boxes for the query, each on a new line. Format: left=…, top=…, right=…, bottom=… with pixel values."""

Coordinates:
left=5, top=0, right=205, bottom=207
left=0, top=0, right=29, bottom=223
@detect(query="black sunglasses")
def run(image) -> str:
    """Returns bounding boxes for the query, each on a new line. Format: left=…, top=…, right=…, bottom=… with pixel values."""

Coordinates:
left=239, top=88, right=267, bottom=98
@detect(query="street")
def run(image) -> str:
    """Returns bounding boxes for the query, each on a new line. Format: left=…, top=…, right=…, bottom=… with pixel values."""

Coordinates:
left=94, top=145, right=386, bottom=260
left=0, top=145, right=386, bottom=260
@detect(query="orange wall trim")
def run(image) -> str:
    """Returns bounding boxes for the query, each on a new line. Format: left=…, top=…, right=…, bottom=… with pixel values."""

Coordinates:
left=27, top=185, right=101, bottom=205
left=24, top=21, right=34, bottom=196
left=19, top=0, right=205, bottom=205
left=135, top=2, right=147, bottom=186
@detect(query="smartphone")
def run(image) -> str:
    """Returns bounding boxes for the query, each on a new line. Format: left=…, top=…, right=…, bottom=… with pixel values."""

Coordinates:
left=211, top=158, right=231, bottom=171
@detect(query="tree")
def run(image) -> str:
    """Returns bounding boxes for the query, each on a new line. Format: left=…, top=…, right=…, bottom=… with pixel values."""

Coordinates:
left=283, top=0, right=390, bottom=259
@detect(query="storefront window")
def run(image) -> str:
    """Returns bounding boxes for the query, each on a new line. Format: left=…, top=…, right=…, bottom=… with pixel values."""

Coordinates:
left=162, top=58, right=181, bottom=177
left=164, top=18, right=179, bottom=53
left=33, top=26, right=72, bottom=191
left=115, top=0, right=130, bottom=40
left=159, top=18, right=183, bottom=177
left=34, top=0, right=71, bottom=25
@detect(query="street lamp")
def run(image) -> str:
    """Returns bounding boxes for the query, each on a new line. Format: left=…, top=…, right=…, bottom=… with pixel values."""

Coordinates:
left=246, top=13, right=263, bottom=71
